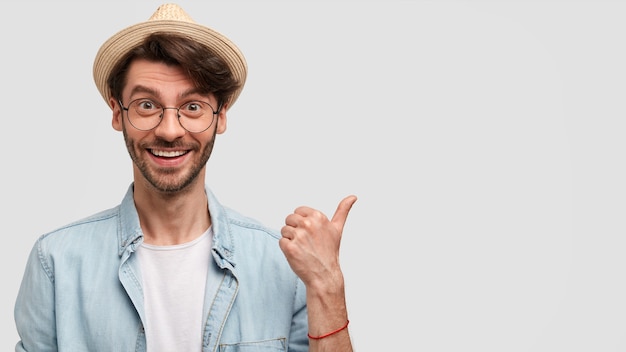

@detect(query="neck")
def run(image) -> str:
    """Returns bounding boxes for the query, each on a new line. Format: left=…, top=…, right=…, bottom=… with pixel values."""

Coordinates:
left=133, top=178, right=211, bottom=246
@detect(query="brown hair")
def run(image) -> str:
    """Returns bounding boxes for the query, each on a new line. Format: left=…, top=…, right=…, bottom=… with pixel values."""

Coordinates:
left=107, top=32, right=241, bottom=107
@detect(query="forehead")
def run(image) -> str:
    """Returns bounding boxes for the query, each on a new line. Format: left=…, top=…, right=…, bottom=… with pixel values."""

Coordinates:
left=122, top=59, right=216, bottom=104
left=125, top=60, right=191, bottom=92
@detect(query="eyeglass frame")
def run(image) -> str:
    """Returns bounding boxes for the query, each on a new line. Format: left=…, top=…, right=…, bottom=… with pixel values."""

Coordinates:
left=118, top=98, right=223, bottom=133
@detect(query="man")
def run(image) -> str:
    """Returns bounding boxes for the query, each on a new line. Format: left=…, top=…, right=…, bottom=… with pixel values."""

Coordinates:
left=14, top=3, right=355, bottom=351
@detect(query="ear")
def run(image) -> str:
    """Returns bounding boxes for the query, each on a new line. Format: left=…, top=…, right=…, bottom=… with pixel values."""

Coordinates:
left=215, top=104, right=228, bottom=135
left=110, top=97, right=123, bottom=131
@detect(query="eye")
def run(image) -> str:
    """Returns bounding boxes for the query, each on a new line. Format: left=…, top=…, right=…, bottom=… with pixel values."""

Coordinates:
left=136, top=99, right=158, bottom=111
left=180, top=101, right=207, bottom=117
left=185, top=102, right=201, bottom=112
left=129, top=99, right=162, bottom=117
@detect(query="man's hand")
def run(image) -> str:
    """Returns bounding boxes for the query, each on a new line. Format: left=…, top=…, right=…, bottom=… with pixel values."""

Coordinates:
left=280, top=195, right=357, bottom=351
left=279, top=195, right=357, bottom=288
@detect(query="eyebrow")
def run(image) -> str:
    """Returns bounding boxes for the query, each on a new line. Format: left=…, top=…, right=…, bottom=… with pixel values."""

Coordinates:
left=128, top=85, right=207, bottom=100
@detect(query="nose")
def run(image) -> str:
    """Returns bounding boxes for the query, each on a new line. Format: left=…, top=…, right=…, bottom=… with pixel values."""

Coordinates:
left=153, top=107, right=186, bottom=141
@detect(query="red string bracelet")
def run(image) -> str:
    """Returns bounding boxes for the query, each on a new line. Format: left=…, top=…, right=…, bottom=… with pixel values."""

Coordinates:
left=307, top=320, right=350, bottom=340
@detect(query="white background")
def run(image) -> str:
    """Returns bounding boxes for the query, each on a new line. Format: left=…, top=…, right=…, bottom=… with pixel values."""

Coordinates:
left=2, top=0, right=625, bottom=351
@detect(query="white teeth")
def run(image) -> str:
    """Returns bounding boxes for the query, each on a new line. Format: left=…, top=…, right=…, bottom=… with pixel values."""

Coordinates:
left=151, top=150, right=186, bottom=157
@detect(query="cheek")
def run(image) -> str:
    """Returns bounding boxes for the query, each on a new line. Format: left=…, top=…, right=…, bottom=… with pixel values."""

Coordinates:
left=121, top=124, right=145, bottom=149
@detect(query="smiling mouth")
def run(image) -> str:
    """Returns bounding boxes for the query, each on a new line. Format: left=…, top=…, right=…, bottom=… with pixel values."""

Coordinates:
left=150, top=149, right=188, bottom=158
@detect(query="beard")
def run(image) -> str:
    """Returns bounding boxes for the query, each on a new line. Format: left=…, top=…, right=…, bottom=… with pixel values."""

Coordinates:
left=122, top=125, right=216, bottom=193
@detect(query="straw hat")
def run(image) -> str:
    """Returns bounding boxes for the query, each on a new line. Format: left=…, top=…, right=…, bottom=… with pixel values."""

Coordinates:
left=92, top=3, right=247, bottom=109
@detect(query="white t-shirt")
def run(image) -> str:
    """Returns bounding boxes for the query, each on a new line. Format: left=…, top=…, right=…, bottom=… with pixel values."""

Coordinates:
left=135, top=227, right=213, bottom=352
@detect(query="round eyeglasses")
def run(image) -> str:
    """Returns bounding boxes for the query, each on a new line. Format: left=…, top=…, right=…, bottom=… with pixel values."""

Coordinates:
left=118, top=98, right=221, bottom=133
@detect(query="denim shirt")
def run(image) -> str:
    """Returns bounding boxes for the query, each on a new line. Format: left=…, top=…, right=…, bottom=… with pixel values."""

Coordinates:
left=14, top=184, right=309, bottom=352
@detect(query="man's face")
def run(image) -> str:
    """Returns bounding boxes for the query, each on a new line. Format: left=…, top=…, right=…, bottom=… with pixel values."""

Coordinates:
left=110, top=59, right=227, bottom=193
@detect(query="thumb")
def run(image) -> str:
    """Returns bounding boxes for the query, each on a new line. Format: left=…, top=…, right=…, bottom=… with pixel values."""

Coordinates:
left=331, top=195, right=358, bottom=231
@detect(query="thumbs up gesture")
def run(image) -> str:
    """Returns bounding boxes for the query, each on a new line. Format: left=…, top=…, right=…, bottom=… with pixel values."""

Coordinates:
left=279, top=195, right=357, bottom=287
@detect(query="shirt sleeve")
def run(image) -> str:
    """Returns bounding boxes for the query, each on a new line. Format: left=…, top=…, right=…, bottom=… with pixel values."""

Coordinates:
left=288, top=278, right=309, bottom=352
left=15, top=238, right=58, bottom=351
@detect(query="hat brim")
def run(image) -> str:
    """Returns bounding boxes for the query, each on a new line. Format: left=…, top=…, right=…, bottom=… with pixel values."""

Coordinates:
left=93, top=20, right=247, bottom=109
